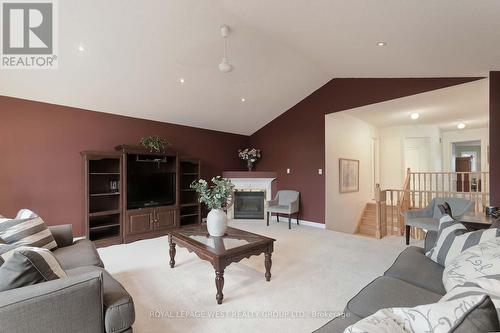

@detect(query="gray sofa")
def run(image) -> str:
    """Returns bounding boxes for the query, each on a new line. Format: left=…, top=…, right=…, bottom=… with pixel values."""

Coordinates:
left=315, top=230, right=446, bottom=332
left=0, top=225, right=135, bottom=333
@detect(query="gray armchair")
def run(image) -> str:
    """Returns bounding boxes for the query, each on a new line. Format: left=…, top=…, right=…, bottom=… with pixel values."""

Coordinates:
left=266, top=190, right=300, bottom=229
left=403, top=197, right=474, bottom=245
left=0, top=225, right=135, bottom=333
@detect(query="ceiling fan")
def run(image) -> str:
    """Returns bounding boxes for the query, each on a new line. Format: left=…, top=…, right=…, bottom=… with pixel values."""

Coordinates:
left=218, top=24, right=233, bottom=73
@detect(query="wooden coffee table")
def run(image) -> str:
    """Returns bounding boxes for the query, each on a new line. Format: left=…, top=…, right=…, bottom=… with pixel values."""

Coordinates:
left=167, top=225, right=275, bottom=304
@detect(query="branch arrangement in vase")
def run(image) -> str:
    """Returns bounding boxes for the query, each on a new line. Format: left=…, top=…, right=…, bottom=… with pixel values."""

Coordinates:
left=139, top=135, right=171, bottom=153
left=190, top=176, right=234, bottom=210
left=190, top=176, right=235, bottom=237
left=238, top=148, right=261, bottom=171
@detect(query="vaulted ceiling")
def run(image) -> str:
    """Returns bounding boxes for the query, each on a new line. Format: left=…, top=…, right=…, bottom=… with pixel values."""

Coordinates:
left=1, top=1, right=499, bottom=135
left=347, top=79, right=489, bottom=131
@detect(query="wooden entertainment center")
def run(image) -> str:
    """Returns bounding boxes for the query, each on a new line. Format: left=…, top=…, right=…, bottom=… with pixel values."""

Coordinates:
left=82, top=145, right=201, bottom=247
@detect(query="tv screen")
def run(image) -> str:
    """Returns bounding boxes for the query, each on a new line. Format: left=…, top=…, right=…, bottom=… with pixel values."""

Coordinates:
left=127, top=159, right=176, bottom=209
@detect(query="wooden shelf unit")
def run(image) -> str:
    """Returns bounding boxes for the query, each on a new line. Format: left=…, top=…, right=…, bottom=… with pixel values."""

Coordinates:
left=116, top=145, right=180, bottom=243
left=82, top=152, right=123, bottom=247
left=82, top=147, right=204, bottom=246
left=179, top=158, right=201, bottom=226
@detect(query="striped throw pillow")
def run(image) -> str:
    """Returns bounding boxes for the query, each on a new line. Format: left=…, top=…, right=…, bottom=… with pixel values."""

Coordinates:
left=426, top=215, right=500, bottom=266
left=440, top=275, right=500, bottom=318
left=0, top=216, right=57, bottom=251
left=0, top=246, right=67, bottom=291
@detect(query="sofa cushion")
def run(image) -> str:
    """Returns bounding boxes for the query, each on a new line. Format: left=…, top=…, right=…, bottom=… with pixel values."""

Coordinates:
left=443, top=238, right=500, bottom=291
left=346, top=276, right=442, bottom=318
left=0, top=216, right=57, bottom=250
left=384, top=246, right=446, bottom=295
left=67, top=266, right=135, bottom=333
left=345, top=295, right=499, bottom=333
left=440, top=274, right=500, bottom=318
left=52, top=239, right=104, bottom=270
left=313, top=311, right=361, bottom=333
left=0, top=246, right=67, bottom=291
left=0, top=243, right=19, bottom=266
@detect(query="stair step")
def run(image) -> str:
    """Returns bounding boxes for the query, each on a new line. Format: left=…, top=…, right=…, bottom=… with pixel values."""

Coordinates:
left=358, top=225, right=376, bottom=234
left=355, top=232, right=377, bottom=239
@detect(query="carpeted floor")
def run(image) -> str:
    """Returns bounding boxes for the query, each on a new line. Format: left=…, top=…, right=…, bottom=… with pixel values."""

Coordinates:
left=98, top=220, right=421, bottom=333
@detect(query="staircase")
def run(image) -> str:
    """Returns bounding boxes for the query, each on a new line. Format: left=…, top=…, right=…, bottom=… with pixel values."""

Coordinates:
left=356, top=203, right=377, bottom=237
left=356, top=202, right=402, bottom=238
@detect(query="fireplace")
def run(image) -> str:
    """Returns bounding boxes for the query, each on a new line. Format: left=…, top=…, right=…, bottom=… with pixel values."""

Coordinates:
left=234, top=191, right=265, bottom=219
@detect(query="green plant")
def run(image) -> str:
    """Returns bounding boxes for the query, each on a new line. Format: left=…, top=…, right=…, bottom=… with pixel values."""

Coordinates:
left=140, top=136, right=171, bottom=152
left=190, top=176, right=234, bottom=210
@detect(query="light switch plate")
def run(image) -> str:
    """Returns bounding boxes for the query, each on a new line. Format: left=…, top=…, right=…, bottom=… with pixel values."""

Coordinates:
left=286, top=168, right=290, bottom=174
left=318, top=169, right=323, bottom=175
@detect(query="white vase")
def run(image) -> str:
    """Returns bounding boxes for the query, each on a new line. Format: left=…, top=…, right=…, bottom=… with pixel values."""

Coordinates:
left=207, top=209, right=227, bottom=237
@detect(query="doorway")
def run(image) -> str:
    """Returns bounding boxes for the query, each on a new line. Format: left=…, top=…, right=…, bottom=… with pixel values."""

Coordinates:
left=404, top=137, right=431, bottom=172
left=452, top=140, right=482, bottom=172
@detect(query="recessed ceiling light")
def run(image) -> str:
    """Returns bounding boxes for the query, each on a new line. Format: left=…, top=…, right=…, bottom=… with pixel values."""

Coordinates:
left=377, top=42, right=387, bottom=47
left=410, top=112, right=420, bottom=120
left=241, top=98, right=246, bottom=102
left=457, top=123, right=466, bottom=129
left=77, top=44, right=85, bottom=52
left=179, top=78, right=185, bottom=84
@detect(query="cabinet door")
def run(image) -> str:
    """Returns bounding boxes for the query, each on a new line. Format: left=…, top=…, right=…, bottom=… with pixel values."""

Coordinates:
left=154, top=207, right=176, bottom=230
left=127, top=209, right=154, bottom=234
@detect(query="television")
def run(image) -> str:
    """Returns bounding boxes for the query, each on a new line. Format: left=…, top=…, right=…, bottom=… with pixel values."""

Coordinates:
left=127, top=155, right=176, bottom=209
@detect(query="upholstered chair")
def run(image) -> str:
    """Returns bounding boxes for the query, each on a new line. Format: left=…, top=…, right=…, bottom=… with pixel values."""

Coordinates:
left=403, top=197, right=474, bottom=245
left=266, top=190, right=300, bottom=229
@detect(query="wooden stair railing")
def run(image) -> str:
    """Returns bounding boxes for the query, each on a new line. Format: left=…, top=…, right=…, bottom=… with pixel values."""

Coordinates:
left=398, top=168, right=411, bottom=236
left=372, top=168, right=490, bottom=240
left=374, top=184, right=387, bottom=239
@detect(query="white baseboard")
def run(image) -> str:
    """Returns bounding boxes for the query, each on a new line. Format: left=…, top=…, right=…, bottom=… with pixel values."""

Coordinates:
left=269, top=216, right=325, bottom=229
left=298, top=220, right=326, bottom=229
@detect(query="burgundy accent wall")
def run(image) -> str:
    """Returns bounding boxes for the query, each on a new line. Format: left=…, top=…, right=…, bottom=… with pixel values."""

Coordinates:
left=0, top=96, right=249, bottom=236
left=249, top=77, right=482, bottom=224
left=490, top=72, right=500, bottom=206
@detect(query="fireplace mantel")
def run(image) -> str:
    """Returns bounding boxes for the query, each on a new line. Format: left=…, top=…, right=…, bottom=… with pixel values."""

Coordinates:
left=222, top=171, right=277, bottom=179
left=223, top=171, right=276, bottom=220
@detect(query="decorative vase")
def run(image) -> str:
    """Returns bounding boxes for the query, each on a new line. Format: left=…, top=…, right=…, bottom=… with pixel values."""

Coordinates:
left=247, top=160, right=254, bottom=171
left=207, top=209, right=227, bottom=237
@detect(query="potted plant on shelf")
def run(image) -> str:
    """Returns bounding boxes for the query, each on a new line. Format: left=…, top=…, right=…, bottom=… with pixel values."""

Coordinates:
left=238, top=148, right=261, bottom=171
left=139, top=135, right=171, bottom=153
left=190, top=176, right=234, bottom=237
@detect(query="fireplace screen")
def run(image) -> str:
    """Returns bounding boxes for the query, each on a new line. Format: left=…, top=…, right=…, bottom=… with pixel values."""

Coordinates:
left=234, top=191, right=265, bottom=219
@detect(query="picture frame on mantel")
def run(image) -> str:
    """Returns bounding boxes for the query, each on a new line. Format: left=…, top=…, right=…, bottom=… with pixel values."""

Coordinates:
left=339, top=158, right=359, bottom=193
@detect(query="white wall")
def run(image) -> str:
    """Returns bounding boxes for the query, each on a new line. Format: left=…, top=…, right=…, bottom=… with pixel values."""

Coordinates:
left=442, top=127, right=489, bottom=172
left=378, top=125, right=442, bottom=189
left=325, top=113, right=377, bottom=233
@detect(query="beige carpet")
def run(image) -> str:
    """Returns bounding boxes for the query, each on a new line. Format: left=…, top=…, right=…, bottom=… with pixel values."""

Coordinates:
left=98, top=220, right=421, bottom=333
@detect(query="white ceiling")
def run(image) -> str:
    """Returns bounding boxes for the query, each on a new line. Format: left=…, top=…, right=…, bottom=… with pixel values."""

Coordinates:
left=345, top=79, right=489, bottom=131
left=1, top=1, right=500, bottom=135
